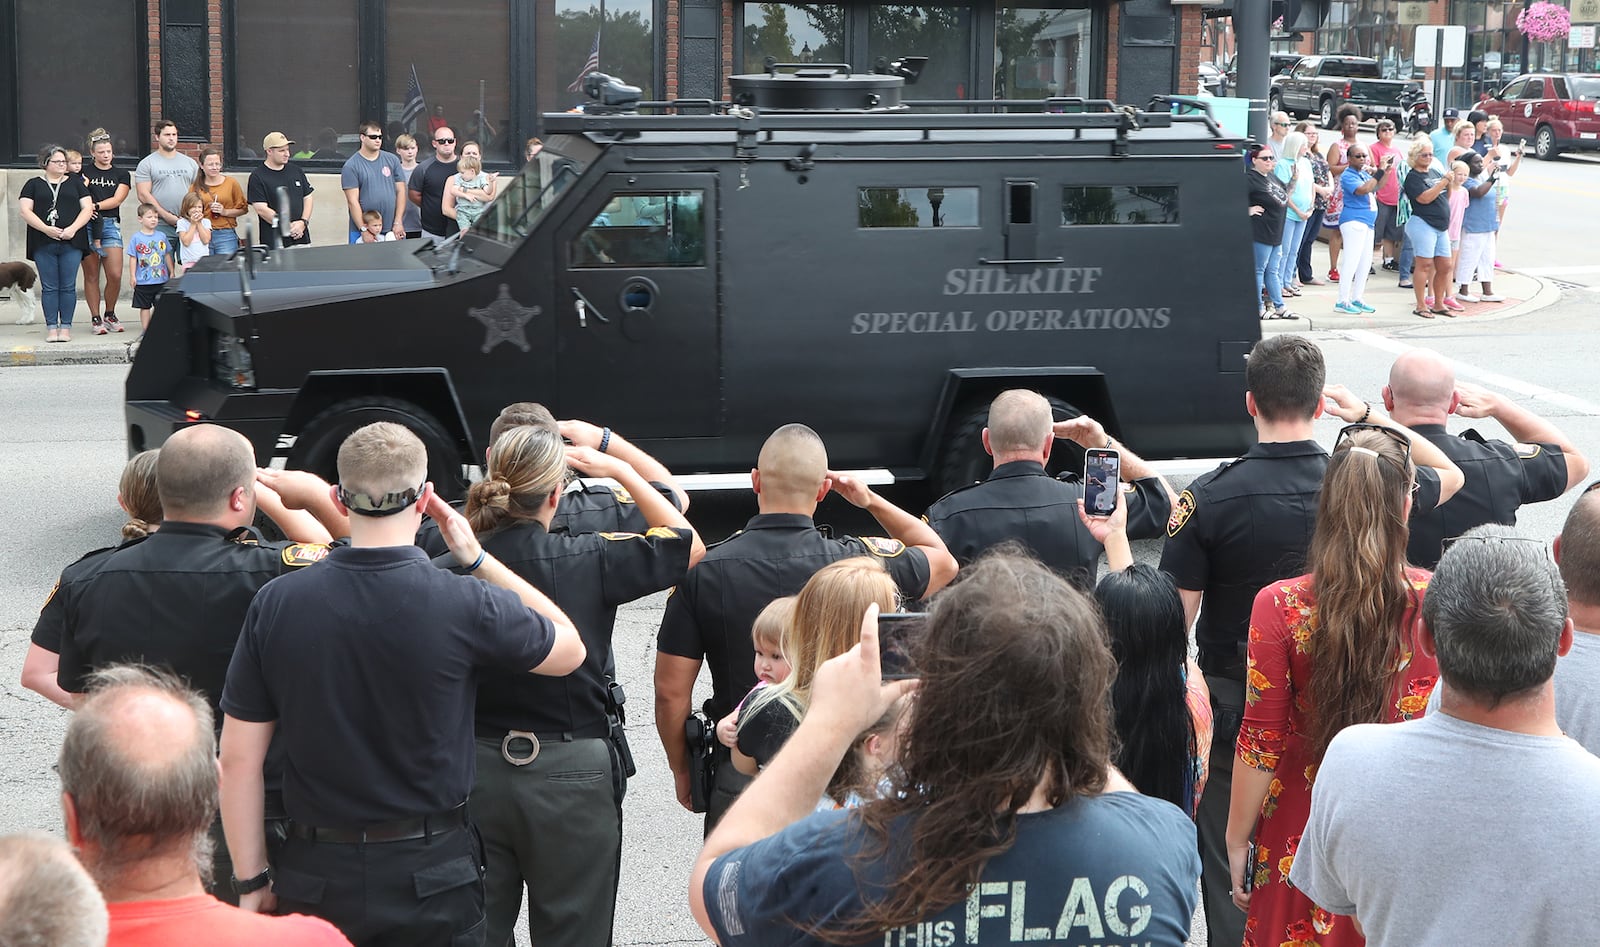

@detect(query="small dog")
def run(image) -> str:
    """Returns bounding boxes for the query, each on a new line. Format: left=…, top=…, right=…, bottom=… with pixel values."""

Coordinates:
left=1, top=261, right=40, bottom=325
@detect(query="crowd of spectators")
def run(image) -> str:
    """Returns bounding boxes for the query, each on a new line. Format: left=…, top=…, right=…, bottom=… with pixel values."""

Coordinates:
left=3, top=330, right=1594, bottom=947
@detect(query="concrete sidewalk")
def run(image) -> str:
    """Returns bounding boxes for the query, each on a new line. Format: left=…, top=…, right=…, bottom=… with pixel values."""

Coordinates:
left=0, top=266, right=1560, bottom=368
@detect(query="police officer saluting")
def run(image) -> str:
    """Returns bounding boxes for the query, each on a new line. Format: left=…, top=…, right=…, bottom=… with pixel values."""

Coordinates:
left=924, top=389, right=1174, bottom=588
left=1159, top=335, right=1463, bottom=947
left=219, top=422, right=585, bottom=945
left=1382, top=348, right=1589, bottom=568
left=458, top=426, right=704, bottom=947
left=655, top=423, right=958, bottom=828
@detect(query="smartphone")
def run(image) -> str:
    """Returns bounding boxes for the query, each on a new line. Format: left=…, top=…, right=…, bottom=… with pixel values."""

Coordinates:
left=1082, top=447, right=1121, bottom=517
left=877, top=612, right=926, bottom=680
left=1242, top=839, right=1259, bottom=893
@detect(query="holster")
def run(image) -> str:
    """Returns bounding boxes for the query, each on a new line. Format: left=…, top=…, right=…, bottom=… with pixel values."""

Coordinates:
left=684, top=710, right=717, bottom=814
left=604, top=677, right=637, bottom=779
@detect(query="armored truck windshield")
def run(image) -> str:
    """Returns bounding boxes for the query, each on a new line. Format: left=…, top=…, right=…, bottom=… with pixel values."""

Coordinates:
left=126, top=73, right=1260, bottom=499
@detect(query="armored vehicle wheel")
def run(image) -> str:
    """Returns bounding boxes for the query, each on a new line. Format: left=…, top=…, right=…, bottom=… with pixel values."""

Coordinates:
left=1534, top=125, right=1561, bottom=161
left=932, top=396, right=1085, bottom=500
left=288, top=397, right=469, bottom=501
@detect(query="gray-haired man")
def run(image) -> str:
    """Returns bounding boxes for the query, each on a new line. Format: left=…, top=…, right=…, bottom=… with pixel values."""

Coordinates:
left=1291, top=525, right=1600, bottom=945
left=0, top=831, right=106, bottom=947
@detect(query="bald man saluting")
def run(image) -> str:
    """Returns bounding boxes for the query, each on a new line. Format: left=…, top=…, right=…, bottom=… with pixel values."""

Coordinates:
left=1383, top=347, right=1589, bottom=568
left=654, top=423, right=957, bottom=830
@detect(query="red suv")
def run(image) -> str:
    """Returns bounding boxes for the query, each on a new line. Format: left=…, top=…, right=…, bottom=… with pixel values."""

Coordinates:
left=1480, top=73, right=1600, bottom=159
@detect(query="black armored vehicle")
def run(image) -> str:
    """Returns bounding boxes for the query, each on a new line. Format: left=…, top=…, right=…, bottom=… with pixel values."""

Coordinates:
left=127, top=67, right=1262, bottom=497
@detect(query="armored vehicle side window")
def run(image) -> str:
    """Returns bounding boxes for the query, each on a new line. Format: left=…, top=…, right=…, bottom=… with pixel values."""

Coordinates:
left=858, top=187, right=979, bottom=228
left=1060, top=186, right=1179, bottom=226
left=570, top=191, right=705, bottom=268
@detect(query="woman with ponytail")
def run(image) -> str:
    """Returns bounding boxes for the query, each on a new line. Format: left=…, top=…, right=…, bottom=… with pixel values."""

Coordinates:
left=1225, top=412, right=1463, bottom=947
left=460, top=424, right=704, bottom=947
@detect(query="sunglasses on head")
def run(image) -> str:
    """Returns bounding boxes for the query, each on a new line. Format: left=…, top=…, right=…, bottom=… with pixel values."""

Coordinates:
left=89, top=133, right=112, bottom=143
left=1335, top=422, right=1410, bottom=464
left=338, top=483, right=424, bottom=516
left=435, top=137, right=455, bottom=144
left=1442, top=533, right=1548, bottom=554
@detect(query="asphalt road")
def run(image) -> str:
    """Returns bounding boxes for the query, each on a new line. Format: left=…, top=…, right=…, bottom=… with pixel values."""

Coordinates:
left=3, top=291, right=1598, bottom=944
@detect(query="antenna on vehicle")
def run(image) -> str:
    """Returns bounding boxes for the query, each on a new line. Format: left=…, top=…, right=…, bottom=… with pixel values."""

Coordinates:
left=234, top=224, right=261, bottom=344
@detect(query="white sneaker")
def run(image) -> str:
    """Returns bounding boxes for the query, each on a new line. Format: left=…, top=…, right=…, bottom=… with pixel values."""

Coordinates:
left=1458, top=293, right=1482, bottom=303
left=1480, top=294, right=1505, bottom=302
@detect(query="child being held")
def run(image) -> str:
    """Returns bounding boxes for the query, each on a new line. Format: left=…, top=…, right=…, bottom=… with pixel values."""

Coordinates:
left=359, top=209, right=396, bottom=243
left=450, top=153, right=495, bottom=232
left=175, top=192, right=211, bottom=272
left=715, top=597, right=796, bottom=749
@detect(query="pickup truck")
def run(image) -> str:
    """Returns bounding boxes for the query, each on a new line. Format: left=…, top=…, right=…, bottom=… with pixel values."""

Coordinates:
left=1270, top=55, right=1420, bottom=128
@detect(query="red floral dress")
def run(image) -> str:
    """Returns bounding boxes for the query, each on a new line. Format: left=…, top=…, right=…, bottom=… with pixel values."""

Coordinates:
left=1237, top=569, right=1437, bottom=947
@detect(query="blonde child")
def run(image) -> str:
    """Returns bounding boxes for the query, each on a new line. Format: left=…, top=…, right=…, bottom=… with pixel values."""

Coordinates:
left=448, top=152, right=494, bottom=232
left=65, top=149, right=83, bottom=175
left=174, top=192, right=211, bottom=272
left=358, top=209, right=395, bottom=243
left=124, top=204, right=172, bottom=331
left=715, top=597, right=795, bottom=749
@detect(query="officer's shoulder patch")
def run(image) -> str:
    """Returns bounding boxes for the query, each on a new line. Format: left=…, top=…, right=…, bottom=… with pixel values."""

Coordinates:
left=598, top=530, right=642, bottom=542
left=282, top=543, right=332, bottom=567
left=644, top=525, right=681, bottom=540
left=41, top=580, right=60, bottom=612
left=860, top=536, right=907, bottom=558
left=1121, top=481, right=1138, bottom=494
left=1514, top=442, right=1543, bottom=459
left=611, top=485, right=637, bottom=504
left=1167, top=489, right=1197, bottom=538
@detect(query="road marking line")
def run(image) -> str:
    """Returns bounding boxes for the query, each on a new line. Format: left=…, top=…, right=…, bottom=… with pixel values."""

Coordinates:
left=1515, top=265, right=1600, bottom=277
left=1341, top=329, right=1600, bottom=416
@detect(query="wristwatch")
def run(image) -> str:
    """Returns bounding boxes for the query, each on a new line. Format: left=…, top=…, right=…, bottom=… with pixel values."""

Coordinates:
left=231, top=866, right=272, bottom=895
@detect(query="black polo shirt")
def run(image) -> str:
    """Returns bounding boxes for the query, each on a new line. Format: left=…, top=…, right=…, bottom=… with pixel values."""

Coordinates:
left=656, top=513, right=932, bottom=720
left=33, top=543, right=123, bottom=654
left=924, top=461, right=1172, bottom=588
left=415, top=480, right=682, bottom=557
left=50, top=522, right=331, bottom=717
left=1159, top=441, right=1329, bottom=674
left=220, top=545, right=556, bottom=829
left=1406, top=424, right=1569, bottom=569
left=459, top=521, right=692, bottom=734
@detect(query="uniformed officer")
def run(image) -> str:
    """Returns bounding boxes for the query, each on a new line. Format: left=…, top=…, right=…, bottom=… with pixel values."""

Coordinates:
left=655, top=422, right=958, bottom=829
left=23, top=427, right=339, bottom=903
left=1160, top=336, right=1463, bottom=947
left=416, top=402, right=688, bottom=554
left=219, top=421, right=586, bottom=946
left=456, top=426, right=702, bottom=947
left=923, top=389, right=1174, bottom=588
left=1382, top=348, right=1589, bottom=568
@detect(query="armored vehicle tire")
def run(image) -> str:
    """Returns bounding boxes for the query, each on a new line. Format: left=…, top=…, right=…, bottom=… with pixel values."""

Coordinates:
left=932, top=396, right=1085, bottom=500
left=1320, top=98, right=1336, bottom=130
left=288, top=397, right=469, bottom=501
left=1535, top=125, right=1561, bottom=161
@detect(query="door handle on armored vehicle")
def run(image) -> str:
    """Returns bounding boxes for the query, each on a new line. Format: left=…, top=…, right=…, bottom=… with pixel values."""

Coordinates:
left=978, top=256, right=1065, bottom=266
left=571, top=287, right=611, bottom=328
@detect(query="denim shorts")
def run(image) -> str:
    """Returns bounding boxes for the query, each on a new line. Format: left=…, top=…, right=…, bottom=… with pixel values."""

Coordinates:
left=95, top=218, right=123, bottom=253
left=1404, top=215, right=1452, bottom=258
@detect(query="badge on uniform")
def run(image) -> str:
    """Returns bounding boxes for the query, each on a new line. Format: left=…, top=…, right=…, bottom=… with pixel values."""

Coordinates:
left=861, top=536, right=907, bottom=558
left=1515, top=443, right=1543, bottom=459
left=281, top=543, right=332, bottom=567
left=1167, top=490, right=1196, bottom=537
left=611, top=486, right=636, bottom=504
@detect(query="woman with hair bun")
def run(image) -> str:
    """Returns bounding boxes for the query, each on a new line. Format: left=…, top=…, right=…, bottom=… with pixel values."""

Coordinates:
left=460, top=424, right=704, bottom=947
left=1226, top=412, right=1463, bottom=947
left=117, top=448, right=164, bottom=541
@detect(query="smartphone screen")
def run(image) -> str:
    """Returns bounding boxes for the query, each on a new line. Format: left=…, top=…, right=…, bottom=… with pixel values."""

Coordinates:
left=877, top=612, right=926, bottom=680
left=1083, top=447, right=1121, bottom=517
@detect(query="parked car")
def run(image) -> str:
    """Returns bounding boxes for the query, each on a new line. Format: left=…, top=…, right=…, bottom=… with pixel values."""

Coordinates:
left=1479, top=73, right=1600, bottom=159
left=1199, top=61, right=1224, bottom=96
left=1271, top=55, right=1419, bottom=127
left=1224, top=53, right=1302, bottom=94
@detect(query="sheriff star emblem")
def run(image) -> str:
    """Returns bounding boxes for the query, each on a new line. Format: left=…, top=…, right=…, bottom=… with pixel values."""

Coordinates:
left=469, top=284, right=539, bottom=354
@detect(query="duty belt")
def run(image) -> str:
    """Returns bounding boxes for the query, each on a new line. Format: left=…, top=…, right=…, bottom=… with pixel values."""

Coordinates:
left=288, top=802, right=468, bottom=844
left=1198, top=644, right=1248, bottom=682
left=474, top=721, right=611, bottom=766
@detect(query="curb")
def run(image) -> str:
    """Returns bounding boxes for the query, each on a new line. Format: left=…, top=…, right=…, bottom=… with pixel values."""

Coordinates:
left=1261, top=270, right=1561, bottom=336
left=1, top=340, right=134, bottom=368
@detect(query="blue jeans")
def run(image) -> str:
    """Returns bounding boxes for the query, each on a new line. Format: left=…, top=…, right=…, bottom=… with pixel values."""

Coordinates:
left=34, top=242, right=83, bottom=328
left=209, top=227, right=240, bottom=257
left=1296, top=208, right=1325, bottom=283
left=1277, top=214, right=1307, bottom=288
left=1254, top=241, right=1285, bottom=309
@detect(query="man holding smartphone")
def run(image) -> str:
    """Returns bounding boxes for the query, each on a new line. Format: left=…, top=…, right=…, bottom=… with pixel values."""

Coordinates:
left=924, top=389, right=1174, bottom=591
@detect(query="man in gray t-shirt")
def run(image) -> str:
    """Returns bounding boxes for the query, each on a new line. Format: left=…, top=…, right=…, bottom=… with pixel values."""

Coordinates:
left=340, top=120, right=406, bottom=243
left=134, top=120, right=200, bottom=243
left=1553, top=488, right=1600, bottom=752
left=1293, top=524, right=1600, bottom=946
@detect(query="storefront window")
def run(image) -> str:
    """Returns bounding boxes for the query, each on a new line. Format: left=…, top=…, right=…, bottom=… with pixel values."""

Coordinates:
left=388, top=0, right=513, bottom=163
left=537, top=0, right=657, bottom=121
left=868, top=4, right=975, bottom=100
left=995, top=5, right=1094, bottom=99
left=16, top=0, right=141, bottom=158
left=235, top=0, right=360, bottom=165
left=741, top=2, right=846, bottom=73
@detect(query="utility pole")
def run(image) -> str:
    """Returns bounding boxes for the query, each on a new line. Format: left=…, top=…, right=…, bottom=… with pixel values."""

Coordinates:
left=1234, top=0, right=1271, bottom=143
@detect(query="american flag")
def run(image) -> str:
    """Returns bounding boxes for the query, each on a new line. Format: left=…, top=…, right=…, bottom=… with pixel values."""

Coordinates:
left=567, top=32, right=601, bottom=92
left=401, top=64, right=426, bottom=127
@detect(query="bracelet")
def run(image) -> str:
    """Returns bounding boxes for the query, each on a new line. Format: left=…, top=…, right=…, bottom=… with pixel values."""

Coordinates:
left=1357, top=402, right=1371, bottom=424
left=598, top=427, right=612, bottom=454
left=465, top=549, right=486, bottom=573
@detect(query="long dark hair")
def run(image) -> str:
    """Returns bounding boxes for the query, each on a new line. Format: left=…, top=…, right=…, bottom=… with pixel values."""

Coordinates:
left=1095, top=564, right=1193, bottom=811
left=816, top=553, right=1114, bottom=942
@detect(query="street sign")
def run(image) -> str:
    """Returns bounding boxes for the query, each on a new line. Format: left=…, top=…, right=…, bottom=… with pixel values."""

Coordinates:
left=1572, top=25, right=1597, bottom=48
left=1414, top=25, right=1467, bottom=68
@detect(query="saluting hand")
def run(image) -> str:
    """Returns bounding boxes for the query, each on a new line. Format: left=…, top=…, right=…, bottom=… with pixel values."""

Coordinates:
left=565, top=445, right=629, bottom=480
left=1453, top=381, right=1502, bottom=419
left=1052, top=415, right=1106, bottom=449
left=256, top=467, right=330, bottom=510
left=1321, top=384, right=1373, bottom=424
left=426, top=491, right=483, bottom=569
left=826, top=470, right=874, bottom=509
left=558, top=418, right=605, bottom=449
